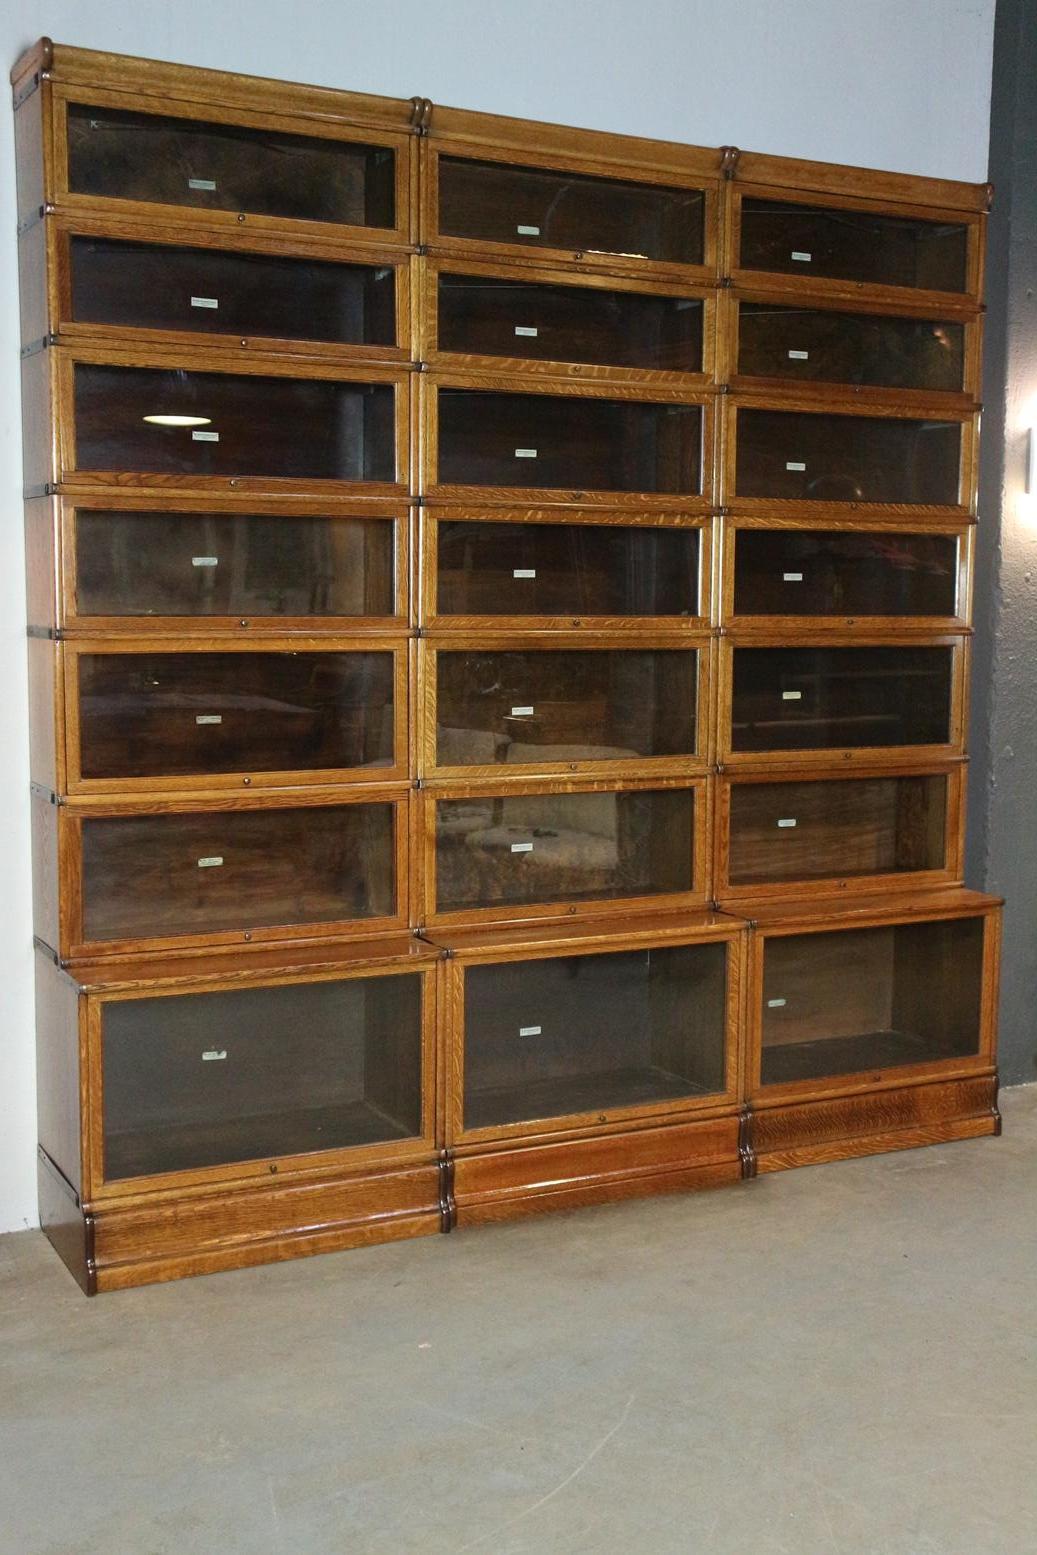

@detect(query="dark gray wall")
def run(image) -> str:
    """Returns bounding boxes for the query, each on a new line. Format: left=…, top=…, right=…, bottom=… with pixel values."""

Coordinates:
left=967, top=0, right=1037, bottom=1084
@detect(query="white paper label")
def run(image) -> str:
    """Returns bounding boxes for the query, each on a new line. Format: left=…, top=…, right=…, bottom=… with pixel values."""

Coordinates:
left=787, top=349, right=809, bottom=360
left=188, top=178, right=217, bottom=191
left=791, top=250, right=812, bottom=262
left=519, top=1025, right=542, bottom=1037
left=514, top=326, right=539, bottom=338
left=783, top=571, right=804, bottom=582
left=510, top=841, right=534, bottom=853
left=777, top=818, right=797, bottom=829
left=510, top=705, right=534, bottom=717
left=786, top=460, right=806, bottom=471
left=192, top=556, right=218, bottom=568
left=514, top=447, right=538, bottom=458
left=517, top=224, right=541, bottom=236
left=196, top=714, right=222, bottom=725
left=202, top=1049, right=227, bottom=1060
left=190, top=296, right=219, bottom=310
left=197, top=856, right=224, bottom=868
left=192, top=429, right=219, bottom=442
left=767, top=998, right=787, bottom=1009
left=782, top=690, right=802, bottom=701
left=513, top=568, right=536, bottom=579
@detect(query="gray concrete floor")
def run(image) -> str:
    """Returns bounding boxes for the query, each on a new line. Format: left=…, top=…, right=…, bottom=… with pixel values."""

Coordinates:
left=2, top=1087, right=1036, bottom=1555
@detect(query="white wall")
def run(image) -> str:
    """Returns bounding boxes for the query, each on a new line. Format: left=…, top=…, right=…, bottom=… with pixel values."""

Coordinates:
left=0, top=0, right=995, bottom=1231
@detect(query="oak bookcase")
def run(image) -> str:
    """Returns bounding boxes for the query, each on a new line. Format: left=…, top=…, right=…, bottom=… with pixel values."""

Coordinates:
left=13, top=38, right=1002, bottom=1291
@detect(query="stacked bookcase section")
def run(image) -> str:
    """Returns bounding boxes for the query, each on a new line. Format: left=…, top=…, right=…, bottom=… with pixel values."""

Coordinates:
left=714, top=158, right=1001, bottom=1167
left=13, top=40, right=1002, bottom=1292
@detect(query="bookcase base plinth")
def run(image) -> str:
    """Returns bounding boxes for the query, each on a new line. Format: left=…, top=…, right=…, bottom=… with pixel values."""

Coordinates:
left=750, top=1073, right=1000, bottom=1175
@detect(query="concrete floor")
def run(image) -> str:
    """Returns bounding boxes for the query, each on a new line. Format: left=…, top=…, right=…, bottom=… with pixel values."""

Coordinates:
left=2, top=1087, right=1036, bottom=1555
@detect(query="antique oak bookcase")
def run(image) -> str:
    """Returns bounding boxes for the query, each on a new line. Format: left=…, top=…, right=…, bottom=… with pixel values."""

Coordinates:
left=13, top=39, right=1002, bottom=1291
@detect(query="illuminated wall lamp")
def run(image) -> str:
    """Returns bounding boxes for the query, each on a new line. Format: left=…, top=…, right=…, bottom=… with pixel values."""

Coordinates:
left=1028, top=427, right=1037, bottom=495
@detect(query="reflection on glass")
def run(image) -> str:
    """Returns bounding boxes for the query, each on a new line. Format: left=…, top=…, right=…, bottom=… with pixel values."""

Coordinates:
left=727, top=775, right=947, bottom=885
left=78, top=651, right=396, bottom=779
left=739, top=199, right=969, bottom=292
left=102, top=974, right=422, bottom=1178
left=438, top=273, right=703, bottom=371
left=82, top=803, right=396, bottom=941
left=463, top=942, right=727, bottom=1129
left=435, top=649, right=698, bottom=767
left=734, top=409, right=961, bottom=505
left=730, top=646, right=953, bottom=753
left=761, top=918, right=983, bottom=1084
left=436, top=788, right=694, bottom=912
left=733, top=530, right=958, bottom=618
left=70, top=237, right=396, bottom=346
left=438, top=156, right=704, bottom=264
left=737, top=304, right=965, bottom=393
left=436, top=520, right=699, bottom=619
left=437, top=390, right=702, bottom=494
left=75, top=510, right=396, bottom=620
left=68, top=103, right=395, bottom=227
left=74, top=365, right=396, bottom=483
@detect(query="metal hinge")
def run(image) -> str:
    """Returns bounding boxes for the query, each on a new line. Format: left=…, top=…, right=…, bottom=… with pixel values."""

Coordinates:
left=20, top=334, right=58, bottom=359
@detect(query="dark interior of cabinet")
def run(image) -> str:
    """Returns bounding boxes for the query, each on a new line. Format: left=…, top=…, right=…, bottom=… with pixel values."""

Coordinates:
left=435, top=519, right=699, bottom=619
left=760, top=917, right=983, bottom=1084
left=74, top=510, right=396, bottom=620
left=77, top=650, right=396, bottom=779
left=437, top=155, right=704, bottom=264
left=730, top=645, right=953, bottom=753
left=66, top=102, right=395, bottom=227
left=462, top=942, right=727, bottom=1129
left=70, top=237, right=397, bottom=346
left=734, top=408, right=961, bottom=505
left=81, top=802, right=396, bottom=941
left=435, top=787, right=694, bottom=912
left=73, top=365, right=396, bottom=482
left=737, top=303, right=965, bottom=393
left=732, top=529, right=959, bottom=618
left=437, top=273, right=703, bottom=371
left=738, top=198, right=969, bottom=292
left=436, top=389, right=702, bottom=494
left=727, top=774, right=947, bottom=885
left=435, top=648, right=698, bottom=767
left=101, top=973, right=422, bottom=1179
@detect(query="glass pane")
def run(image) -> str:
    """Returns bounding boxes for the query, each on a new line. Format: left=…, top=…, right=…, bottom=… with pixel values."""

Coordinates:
left=102, top=974, right=422, bottom=1178
left=82, top=803, right=395, bottom=941
left=463, top=943, right=727, bottom=1129
left=436, top=520, right=698, bottom=619
left=733, top=529, right=959, bottom=618
left=436, top=649, right=698, bottom=766
left=74, top=365, right=395, bottom=483
left=438, top=156, right=704, bottom=264
left=730, top=646, right=953, bottom=753
left=67, top=103, right=395, bottom=228
left=737, top=304, right=965, bottom=393
left=70, top=237, right=396, bottom=346
left=78, top=651, right=395, bottom=779
left=738, top=198, right=969, bottom=292
left=436, top=788, right=694, bottom=912
left=761, top=918, right=983, bottom=1085
left=734, top=409, right=960, bottom=506
left=438, top=273, right=702, bottom=372
left=437, top=390, right=701, bottom=494
left=728, top=775, right=947, bottom=885
left=75, top=510, right=396, bottom=620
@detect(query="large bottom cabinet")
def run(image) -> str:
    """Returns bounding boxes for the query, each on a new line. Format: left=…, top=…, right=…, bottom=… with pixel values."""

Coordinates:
left=34, top=938, right=443, bottom=1292
left=738, top=889, right=1003, bottom=1172
left=424, top=913, right=749, bottom=1223
left=34, top=891, right=1002, bottom=1291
